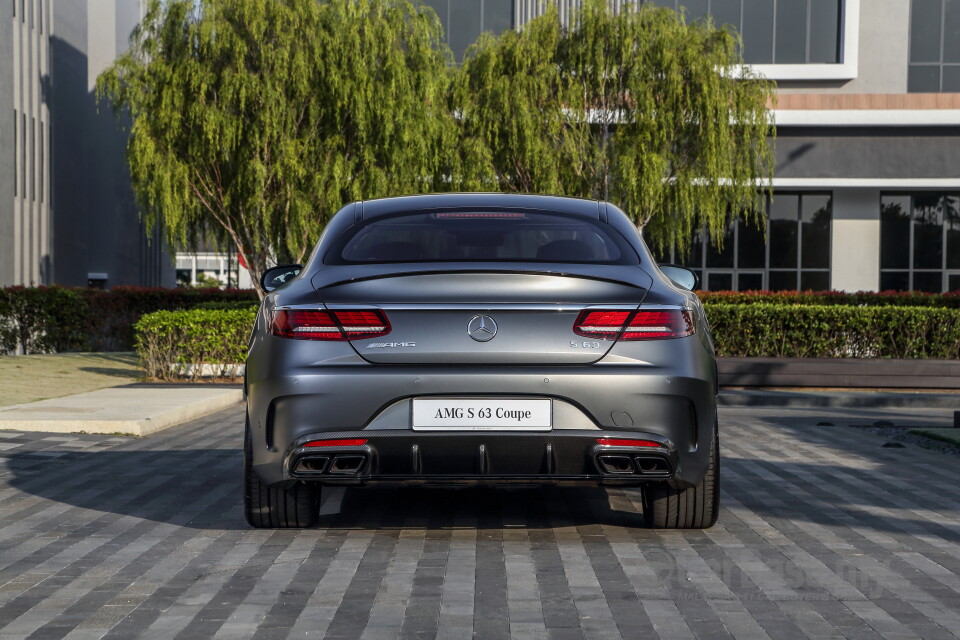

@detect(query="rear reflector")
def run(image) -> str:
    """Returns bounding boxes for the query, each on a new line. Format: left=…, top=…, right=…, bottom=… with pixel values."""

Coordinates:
left=303, top=439, right=368, bottom=447
left=271, top=309, right=390, bottom=341
left=573, top=309, right=694, bottom=341
left=596, top=438, right=662, bottom=447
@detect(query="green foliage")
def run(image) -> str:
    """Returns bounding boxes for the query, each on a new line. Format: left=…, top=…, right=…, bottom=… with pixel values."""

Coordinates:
left=134, top=308, right=257, bottom=380
left=0, top=286, right=258, bottom=354
left=455, top=0, right=775, bottom=254
left=697, top=290, right=960, bottom=308
left=705, top=304, right=960, bottom=358
left=97, top=0, right=456, bottom=295
left=0, top=287, right=90, bottom=354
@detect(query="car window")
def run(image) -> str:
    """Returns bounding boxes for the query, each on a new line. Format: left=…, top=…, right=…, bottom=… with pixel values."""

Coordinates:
left=327, top=211, right=639, bottom=265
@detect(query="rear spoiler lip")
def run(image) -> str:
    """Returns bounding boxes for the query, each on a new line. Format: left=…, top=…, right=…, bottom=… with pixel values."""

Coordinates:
left=311, top=265, right=651, bottom=291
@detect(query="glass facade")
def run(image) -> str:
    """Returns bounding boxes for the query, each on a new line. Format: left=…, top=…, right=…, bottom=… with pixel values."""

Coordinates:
left=647, top=0, right=842, bottom=64
left=675, top=193, right=832, bottom=291
left=419, top=0, right=514, bottom=60
left=909, top=0, right=960, bottom=92
left=880, top=193, right=960, bottom=292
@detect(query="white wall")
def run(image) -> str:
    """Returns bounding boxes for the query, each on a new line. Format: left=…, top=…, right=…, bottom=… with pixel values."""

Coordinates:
left=830, top=188, right=880, bottom=292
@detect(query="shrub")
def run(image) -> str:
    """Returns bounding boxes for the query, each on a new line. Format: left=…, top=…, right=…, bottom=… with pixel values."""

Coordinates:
left=705, top=304, right=960, bottom=358
left=135, top=308, right=257, bottom=380
left=697, top=290, right=960, bottom=308
left=0, top=286, right=258, bottom=354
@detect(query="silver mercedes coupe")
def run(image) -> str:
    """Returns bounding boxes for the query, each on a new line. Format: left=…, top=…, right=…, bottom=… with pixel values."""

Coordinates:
left=244, top=193, right=719, bottom=529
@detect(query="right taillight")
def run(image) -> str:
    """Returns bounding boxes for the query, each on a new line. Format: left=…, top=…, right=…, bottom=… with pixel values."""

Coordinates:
left=573, top=309, right=694, bottom=341
left=621, top=309, right=695, bottom=340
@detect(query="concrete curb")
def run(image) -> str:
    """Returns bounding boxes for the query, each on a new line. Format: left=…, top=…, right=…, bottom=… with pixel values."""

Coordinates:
left=720, top=389, right=960, bottom=409
left=0, top=387, right=244, bottom=436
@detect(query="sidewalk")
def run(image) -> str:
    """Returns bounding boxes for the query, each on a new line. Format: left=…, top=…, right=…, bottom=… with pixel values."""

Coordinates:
left=0, top=383, right=242, bottom=436
left=0, top=383, right=955, bottom=436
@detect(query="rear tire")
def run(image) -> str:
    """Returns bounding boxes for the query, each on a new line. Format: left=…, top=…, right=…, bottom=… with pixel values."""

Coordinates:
left=643, top=431, right=719, bottom=529
left=244, top=419, right=320, bottom=528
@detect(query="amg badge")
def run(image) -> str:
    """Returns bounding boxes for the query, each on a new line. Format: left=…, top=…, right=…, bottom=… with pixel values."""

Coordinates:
left=366, top=342, right=416, bottom=348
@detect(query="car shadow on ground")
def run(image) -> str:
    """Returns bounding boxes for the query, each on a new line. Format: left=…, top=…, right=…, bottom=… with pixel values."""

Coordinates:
left=4, top=437, right=958, bottom=538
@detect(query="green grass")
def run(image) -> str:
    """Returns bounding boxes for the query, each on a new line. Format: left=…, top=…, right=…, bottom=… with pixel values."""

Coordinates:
left=0, top=352, right=142, bottom=407
left=907, top=428, right=960, bottom=447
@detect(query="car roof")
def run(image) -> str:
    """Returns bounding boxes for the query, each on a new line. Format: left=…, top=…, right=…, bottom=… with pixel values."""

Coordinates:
left=356, top=193, right=602, bottom=220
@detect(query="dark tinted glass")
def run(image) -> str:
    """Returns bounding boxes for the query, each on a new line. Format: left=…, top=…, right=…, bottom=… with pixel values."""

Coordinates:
left=483, top=0, right=512, bottom=35
left=741, top=0, right=774, bottom=63
left=943, top=65, right=960, bottom=91
left=909, top=65, right=942, bottom=91
left=913, top=271, right=944, bottom=292
left=880, top=271, right=910, bottom=291
left=946, top=195, right=960, bottom=268
left=711, top=0, right=742, bottom=31
left=949, top=273, right=960, bottom=292
left=775, top=0, right=807, bottom=63
left=705, top=223, right=735, bottom=268
left=768, top=270, right=798, bottom=291
left=737, top=218, right=766, bottom=268
left=331, top=211, right=638, bottom=264
left=769, top=195, right=798, bottom=268
left=449, top=0, right=482, bottom=60
left=801, top=195, right=831, bottom=269
left=880, top=196, right=911, bottom=269
left=737, top=272, right=763, bottom=291
left=911, top=0, right=943, bottom=62
left=946, top=0, right=960, bottom=61
left=809, top=0, right=840, bottom=62
left=800, top=271, right=829, bottom=291
left=678, top=230, right=704, bottom=268
left=707, top=272, right=732, bottom=291
left=913, top=194, right=944, bottom=269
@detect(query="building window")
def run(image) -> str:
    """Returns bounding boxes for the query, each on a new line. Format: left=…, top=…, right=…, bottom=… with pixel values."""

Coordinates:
left=677, top=192, right=832, bottom=291
left=419, top=0, right=514, bottom=60
left=881, top=193, right=960, bottom=292
left=21, top=113, right=26, bottom=197
left=647, top=0, right=842, bottom=64
left=12, top=110, right=17, bottom=198
left=909, top=0, right=960, bottom=92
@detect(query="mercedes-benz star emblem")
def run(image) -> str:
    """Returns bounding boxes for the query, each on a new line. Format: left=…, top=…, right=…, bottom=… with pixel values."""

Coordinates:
left=467, top=315, right=498, bottom=342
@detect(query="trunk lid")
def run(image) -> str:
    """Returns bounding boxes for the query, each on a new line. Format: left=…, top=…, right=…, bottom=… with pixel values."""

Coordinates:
left=312, top=266, right=652, bottom=364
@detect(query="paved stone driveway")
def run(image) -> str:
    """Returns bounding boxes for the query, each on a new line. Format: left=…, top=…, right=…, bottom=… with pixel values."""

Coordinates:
left=0, top=405, right=958, bottom=639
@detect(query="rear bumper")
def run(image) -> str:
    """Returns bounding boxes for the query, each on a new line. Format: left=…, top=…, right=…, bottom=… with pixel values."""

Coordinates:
left=281, top=430, right=678, bottom=486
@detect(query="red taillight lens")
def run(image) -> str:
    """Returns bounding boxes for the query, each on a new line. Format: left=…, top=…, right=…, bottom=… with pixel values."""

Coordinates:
left=271, top=310, right=342, bottom=340
left=303, top=439, right=368, bottom=447
left=573, top=310, right=632, bottom=339
left=332, top=310, right=391, bottom=340
left=621, top=310, right=695, bottom=340
left=596, top=438, right=662, bottom=447
left=270, top=310, right=390, bottom=341
left=573, top=309, right=695, bottom=341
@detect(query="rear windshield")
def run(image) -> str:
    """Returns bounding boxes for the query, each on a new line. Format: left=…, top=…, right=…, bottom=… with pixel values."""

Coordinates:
left=326, top=211, right=639, bottom=265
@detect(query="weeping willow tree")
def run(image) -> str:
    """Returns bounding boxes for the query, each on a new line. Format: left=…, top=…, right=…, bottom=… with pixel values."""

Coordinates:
left=456, top=0, right=776, bottom=256
left=97, top=0, right=456, bottom=296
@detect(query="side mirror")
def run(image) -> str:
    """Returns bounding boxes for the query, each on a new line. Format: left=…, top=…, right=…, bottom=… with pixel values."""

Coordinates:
left=658, top=264, right=698, bottom=291
left=261, top=264, right=302, bottom=292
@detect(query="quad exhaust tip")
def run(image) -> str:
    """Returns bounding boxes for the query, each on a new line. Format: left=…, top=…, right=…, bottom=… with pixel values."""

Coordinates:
left=293, top=454, right=367, bottom=476
left=596, top=454, right=671, bottom=477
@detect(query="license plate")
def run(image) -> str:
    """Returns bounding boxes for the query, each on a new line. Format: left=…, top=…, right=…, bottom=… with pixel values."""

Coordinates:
left=412, top=399, right=552, bottom=431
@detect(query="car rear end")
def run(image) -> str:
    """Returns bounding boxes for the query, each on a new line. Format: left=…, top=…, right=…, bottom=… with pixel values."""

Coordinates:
left=244, top=194, right=718, bottom=528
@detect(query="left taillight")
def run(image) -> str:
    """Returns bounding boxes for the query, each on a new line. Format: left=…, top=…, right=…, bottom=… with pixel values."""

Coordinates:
left=270, top=309, right=391, bottom=341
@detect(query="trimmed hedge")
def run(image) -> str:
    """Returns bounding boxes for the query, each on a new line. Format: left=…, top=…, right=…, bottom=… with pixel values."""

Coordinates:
left=698, top=290, right=960, bottom=307
left=707, top=304, right=960, bottom=358
left=132, top=303, right=960, bottom=381
left=0, top=286, right=258, bottom=354
left=135, top=308, right=258, bottom=380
